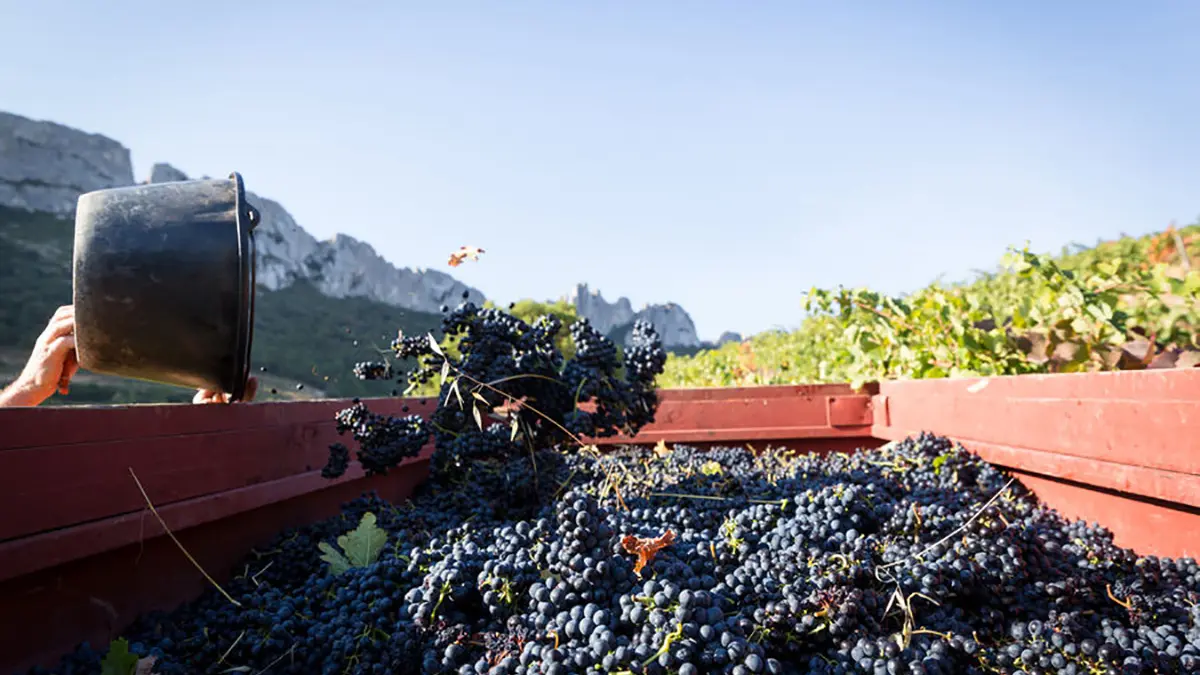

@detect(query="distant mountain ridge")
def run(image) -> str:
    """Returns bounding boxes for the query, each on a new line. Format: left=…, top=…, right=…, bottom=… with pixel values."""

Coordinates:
left=0, top=110, right=708, bottom=347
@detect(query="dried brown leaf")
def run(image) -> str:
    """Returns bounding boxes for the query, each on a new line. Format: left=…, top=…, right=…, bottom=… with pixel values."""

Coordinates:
left=493, top=396, right=527, bottom=418
left=448, top=246, right=486, bottom=267
left=621, top=530, right=676, bottom=575
left=1177, top=350, right=1200, bottom=369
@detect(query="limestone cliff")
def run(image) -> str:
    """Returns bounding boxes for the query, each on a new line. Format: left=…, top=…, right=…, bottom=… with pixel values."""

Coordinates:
left=145, top=163, right=484, bottom=313
left=565, top=284, right=701, bottom=348
left=0, top=112, right=133, bottom=215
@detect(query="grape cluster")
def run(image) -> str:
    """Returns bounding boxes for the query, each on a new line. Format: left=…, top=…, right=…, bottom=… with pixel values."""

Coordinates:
left=322, top=401, right=430, bottom=478
left=323, top=442, right=351, bottom=479
left=326, top=303, right=668, bottom=478
left=29, top=434, right=1200, bottom=675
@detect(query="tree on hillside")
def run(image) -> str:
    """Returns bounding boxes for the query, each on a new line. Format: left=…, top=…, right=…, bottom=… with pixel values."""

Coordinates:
left=485, top=299, right=580, bottom=360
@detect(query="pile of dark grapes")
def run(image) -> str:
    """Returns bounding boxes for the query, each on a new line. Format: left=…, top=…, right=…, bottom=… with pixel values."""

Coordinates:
left=30, top=434, right=1200, bottom=675
left=324, top=302, right=670, bottom=478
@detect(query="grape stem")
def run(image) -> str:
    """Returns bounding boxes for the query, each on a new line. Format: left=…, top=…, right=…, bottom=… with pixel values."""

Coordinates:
left=129, top=467, right=242, bottom=607
left=875, top=477, right=1017, bottom=581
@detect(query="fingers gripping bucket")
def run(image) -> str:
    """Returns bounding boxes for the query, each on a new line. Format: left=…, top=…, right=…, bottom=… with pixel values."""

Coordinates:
left=72, top=173, right=259, bottom=400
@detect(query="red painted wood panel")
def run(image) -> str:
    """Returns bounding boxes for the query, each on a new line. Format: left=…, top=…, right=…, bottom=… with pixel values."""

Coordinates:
left=0, top=454, right=431, bottom=585
left=876, top=369, right=1200, bottom=477
left=0, top=461, right=431, bottom=675
left=872, top=431, right=1200, bottom=509
left=590, top=386, right=875, bottom=446
left=1013, top=471, right=1200, bottom=560
left=901, top=368, right=1199, bottom=402
left=0, top=396, right=434, bottom=451
left=0, top=398, right=435, bottom=542
left=648, top=383, right=868, bottom=401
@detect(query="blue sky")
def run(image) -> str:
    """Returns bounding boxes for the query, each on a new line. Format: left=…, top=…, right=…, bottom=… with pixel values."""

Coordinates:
left=3, top=1, right=1199, bottom=340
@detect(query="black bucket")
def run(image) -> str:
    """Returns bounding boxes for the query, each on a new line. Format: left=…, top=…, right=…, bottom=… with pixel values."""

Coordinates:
left=72, top=172, right=259, bottom=401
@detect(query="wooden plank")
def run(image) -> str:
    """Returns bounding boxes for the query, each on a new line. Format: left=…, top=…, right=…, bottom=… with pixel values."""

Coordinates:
left=0, top=399, right=435, bottom=541
left=0, top=396, right=433, bottom=451
left=589, top=391, right=874, bottom=446
left=592, top=425, right=875, bottom=446
left=0, top=453, right=431, bottom=585
left=1013, top=471, right=1200, bottom=560
left=913, top=368, right=1200, bottom=402
left=654, top=396, right=839, bottom=430
left=877, top=372, right=1200, bottom=476
left=650, top=383, right=865, bottom=402
left=874, top=428, right=1200, bottom=508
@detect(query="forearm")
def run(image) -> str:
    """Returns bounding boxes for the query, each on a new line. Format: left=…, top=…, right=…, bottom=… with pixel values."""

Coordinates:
left=0, top=378, right=43, bottom=407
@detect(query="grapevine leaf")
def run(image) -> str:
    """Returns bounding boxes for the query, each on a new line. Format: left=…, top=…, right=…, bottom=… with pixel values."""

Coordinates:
left=339, top=512, right=388, bottom=568
left=472, top=403, right=484, bottom=430
left=318, top=542, right=352, bottom=576
left=100, top=638, right=139, bottom=675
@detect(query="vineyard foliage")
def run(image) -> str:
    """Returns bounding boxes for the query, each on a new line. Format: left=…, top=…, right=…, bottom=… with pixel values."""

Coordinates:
left=660, top=224, right=1200, bottom=389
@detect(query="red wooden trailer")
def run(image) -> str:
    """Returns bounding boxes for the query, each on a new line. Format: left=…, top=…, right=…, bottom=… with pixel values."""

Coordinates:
left=0, top=369, right=1196, bottom=673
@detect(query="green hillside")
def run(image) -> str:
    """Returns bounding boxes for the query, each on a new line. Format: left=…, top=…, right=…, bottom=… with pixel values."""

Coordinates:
left=0, top=206, right=443, bottom=404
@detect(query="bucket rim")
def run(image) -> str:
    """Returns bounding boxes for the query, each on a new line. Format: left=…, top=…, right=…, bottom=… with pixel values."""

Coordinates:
left=229, top=172, right=257, bottom=402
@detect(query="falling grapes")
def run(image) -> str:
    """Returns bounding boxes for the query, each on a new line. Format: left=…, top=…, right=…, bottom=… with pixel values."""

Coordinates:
left=353, top=361, right=393, bottom=381
left=321, top=303, right=668, bottom=479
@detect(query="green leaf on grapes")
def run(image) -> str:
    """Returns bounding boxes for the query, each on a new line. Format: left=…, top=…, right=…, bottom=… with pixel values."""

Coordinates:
left=931, top=453, right=950, bottom=474
left=318, top=542, right=352, bottom=576
left=100, top=638, right=139, bottom=675
left=319, top=512, right=387, bottom=575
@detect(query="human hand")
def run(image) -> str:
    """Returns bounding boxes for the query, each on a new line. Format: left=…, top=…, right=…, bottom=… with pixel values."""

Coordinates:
left=193, top=375, right=259, bottom=405
left=1, top=305, right=80, bottom=407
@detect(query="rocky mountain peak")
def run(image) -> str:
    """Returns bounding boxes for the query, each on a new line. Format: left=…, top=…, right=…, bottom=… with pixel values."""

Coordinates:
left=564, top=283, right=701, bottom=348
